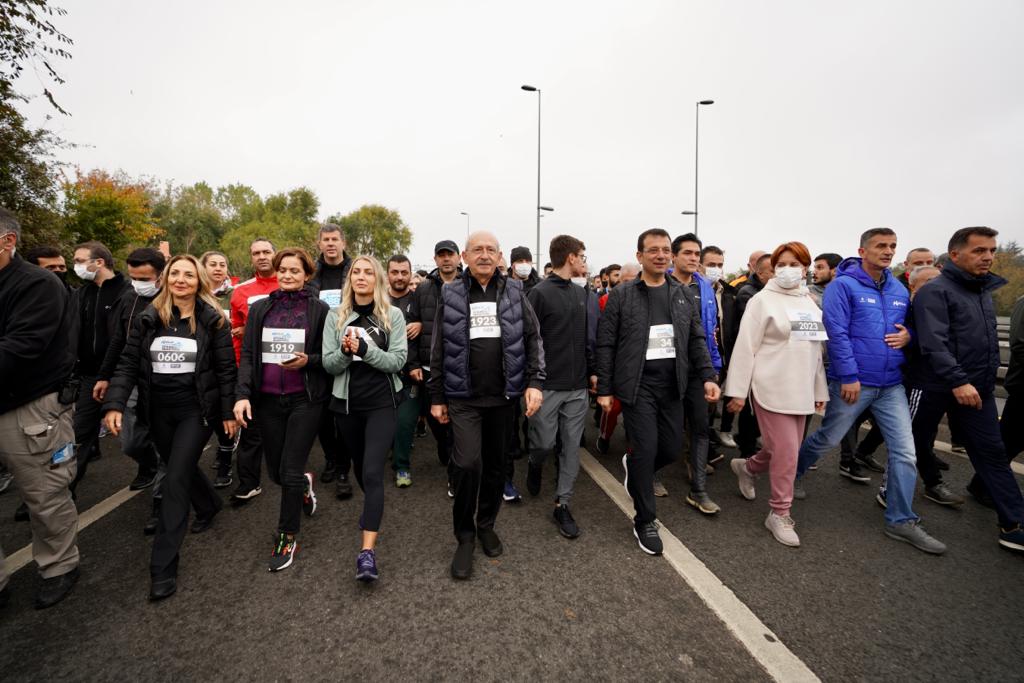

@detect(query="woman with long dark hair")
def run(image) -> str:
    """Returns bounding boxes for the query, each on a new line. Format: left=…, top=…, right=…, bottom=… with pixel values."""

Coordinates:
left=234, top=248, right=330, bottom=572
left=323, top=255, right=407, bottom=582
left=103, top=254, right=237, bottom=600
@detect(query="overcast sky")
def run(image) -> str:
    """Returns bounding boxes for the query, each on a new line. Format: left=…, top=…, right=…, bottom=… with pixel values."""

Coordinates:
left=18, top=0, right=1024, bottom=273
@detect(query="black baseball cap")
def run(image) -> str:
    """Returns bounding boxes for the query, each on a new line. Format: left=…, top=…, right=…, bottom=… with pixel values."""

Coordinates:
left=434, top=240, right=459, bottom=255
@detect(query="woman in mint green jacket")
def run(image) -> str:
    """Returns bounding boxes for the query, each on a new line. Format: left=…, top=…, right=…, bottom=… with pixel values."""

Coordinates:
left=323, top=255, right=407, bottom=582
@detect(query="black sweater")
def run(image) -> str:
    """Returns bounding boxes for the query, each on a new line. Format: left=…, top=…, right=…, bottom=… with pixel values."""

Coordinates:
left=527, top=274, right=595, bottom=391
left=0, top=256, right=75, bottom=413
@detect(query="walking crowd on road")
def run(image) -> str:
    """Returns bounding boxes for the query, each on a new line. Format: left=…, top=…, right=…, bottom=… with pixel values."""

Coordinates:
left=1, top=205, right=1022, bottom=607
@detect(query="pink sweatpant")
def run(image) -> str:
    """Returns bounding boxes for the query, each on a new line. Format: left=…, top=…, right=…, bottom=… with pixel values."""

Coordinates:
left=747, top=400, right=806, bottom=516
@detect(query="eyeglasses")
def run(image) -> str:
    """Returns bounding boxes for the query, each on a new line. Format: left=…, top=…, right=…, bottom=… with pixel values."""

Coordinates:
left=575, top=253, right=588, bottom=263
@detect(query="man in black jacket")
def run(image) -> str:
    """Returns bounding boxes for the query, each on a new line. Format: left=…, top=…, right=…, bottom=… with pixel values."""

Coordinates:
left=731, top=253, right=772, bottom=457
left=700, top=245, right=739, bottom=449
left=70, top=240, right=132, bottom=492
left=505, top=245, right=542, bottom=500
left=525, top=235, right=596, bottom=538
left=0, top=208, right=80, bottom=609
left=411, top=240, right=460, bottom=475
left=429, top=231, right=545, bottom=579
left=596, top=228, right=720, bottom=555
left=907, top=226, right=1024, bottom=552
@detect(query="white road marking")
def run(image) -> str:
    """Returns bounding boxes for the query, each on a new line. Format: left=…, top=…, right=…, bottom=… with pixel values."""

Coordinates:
left=6, top=487, right=142, bottom=575
left=580, top=449, right=820, bottom=683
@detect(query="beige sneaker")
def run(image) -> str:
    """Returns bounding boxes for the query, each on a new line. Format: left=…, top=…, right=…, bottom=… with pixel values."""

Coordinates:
left=653, top=478, right=669, bottom=497
left=730, top=458, right=755, bottom=500
left=765, top=511, right=800, bottom=547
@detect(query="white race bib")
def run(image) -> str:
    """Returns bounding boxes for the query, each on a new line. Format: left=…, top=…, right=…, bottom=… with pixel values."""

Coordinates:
left=150, top=336, right=198, bottom=374
left=646, top=324, right=676, bottom=360
left=261, top=327, right=305, bottom=364
left=469, top=302, right=500, bottom=340
left=319, top=289, right=342, bottom=308
left=787, top=308, right=828, bottom=341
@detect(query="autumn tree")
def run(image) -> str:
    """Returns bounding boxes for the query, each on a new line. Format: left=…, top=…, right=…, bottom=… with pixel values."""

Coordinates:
left=62, top=169, right=162, bottom=254
left=993, top=242, right=1024, bottom=317
left=324, top=204, right=413, bottom=260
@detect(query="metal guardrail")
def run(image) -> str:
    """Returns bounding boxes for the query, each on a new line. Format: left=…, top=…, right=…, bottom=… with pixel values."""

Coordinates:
left=998, top=316, right=1010, bottom=397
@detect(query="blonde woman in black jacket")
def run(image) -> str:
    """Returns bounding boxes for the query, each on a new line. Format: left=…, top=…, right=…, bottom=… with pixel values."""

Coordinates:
left=103, top=254, right=237, bottom=601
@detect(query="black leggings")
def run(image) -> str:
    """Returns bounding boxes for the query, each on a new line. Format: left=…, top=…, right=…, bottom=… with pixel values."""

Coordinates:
left=336, top=406, right=397, bottom=533
left=258, top=393, right=322, bottom=534
left=148, top=394, right=219, bottom=580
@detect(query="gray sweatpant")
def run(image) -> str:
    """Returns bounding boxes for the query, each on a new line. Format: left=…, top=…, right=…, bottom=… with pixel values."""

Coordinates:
left=528, top=388, right=588, bottom=505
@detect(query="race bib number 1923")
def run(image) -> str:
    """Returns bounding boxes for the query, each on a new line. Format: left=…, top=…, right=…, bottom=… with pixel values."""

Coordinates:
left=469, top=302, right=500, bottom=340
left=150, top=337, right=198, bottom=374
left=787, top=309, right=828, bottom=341
left=646, top=324, right=676, bottom=360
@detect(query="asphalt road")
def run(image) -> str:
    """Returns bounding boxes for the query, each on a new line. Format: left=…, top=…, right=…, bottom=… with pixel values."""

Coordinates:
left=1, top=412, right=1021, bottom=681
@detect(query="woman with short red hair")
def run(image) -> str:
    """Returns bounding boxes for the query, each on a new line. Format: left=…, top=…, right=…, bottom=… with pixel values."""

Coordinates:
left=723, top=241, right=828, bottom=547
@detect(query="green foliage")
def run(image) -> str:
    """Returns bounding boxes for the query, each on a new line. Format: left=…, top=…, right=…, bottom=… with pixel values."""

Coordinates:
left=994, top=241, right=1024, bottom=317
left=61, top=169, right=161, bottom=254
left=0, top=0, right=73, bottom=112
left=151, top=181, right=225, bottom=255
left=324, top=204, right=413, bottom=260
left=219, top=186, right=320, bottom=277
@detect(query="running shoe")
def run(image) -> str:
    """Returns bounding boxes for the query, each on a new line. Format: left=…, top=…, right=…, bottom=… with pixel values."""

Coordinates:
left=792, top=479, right=806, bottom=501
left=356, top=549, right=379, bottom=582
left=302, top=472, right=317, bottom=516
left=686, top=491, right=720, bottom=515
left=653, top=479, right=669, bottom=497
left=633, top=521, right=663, bottom=555
left=853, top=451, right=886, bottom=473
left=214, top=469, right=233, bottom=489
left=884, top=521, right=946, bottom=555
left=502, top=481, right=522, bottom=503
left=715, top=431, right=738, bottom=449
left=321, top=462, right=338, bottom=483
left=876, top=487, right=887, bottom=509
left=839, top=461, right=871, bottom=484
left=998, top=525, right=1024, bottom=553
left=765, top=512, right=800, bottom=547
left=731, top=458, right=756, bottom=500
left=924, top=482, right=964, bottom=507
left=395, top=470, right=412, bottom=488
left=415, top=421, right=428, bottom=438
left=232, top=485, right=262, bottom=501
left=553, top=504, right=580, bottom=539
left=269, top=533, right=298, bottom=572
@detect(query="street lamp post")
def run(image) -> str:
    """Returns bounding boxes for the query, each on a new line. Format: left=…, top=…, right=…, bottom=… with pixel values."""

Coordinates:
left=693, top=99, right=714, bottom=237
left=522, top=84, right=542, bottom=265
left=460, top=211, right=470, bottom=238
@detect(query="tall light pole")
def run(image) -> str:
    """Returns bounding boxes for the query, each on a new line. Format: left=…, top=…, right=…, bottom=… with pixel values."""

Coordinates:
left=693, top=99, right=714, bottom=237
left=522, top=84, right=542, bottom=264
left=460, top=211, right=470, bottom=238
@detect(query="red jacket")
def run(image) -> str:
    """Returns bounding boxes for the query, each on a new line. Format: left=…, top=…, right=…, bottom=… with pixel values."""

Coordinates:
left=229, top=273, right=278, bottom=363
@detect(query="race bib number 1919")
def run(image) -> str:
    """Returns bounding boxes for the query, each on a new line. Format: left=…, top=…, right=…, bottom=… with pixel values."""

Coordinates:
left=261, top=327, right=305, bottom=364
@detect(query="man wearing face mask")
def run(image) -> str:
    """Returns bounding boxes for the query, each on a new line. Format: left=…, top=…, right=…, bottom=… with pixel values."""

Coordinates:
left=794, top=228, right=946, bottom=554
left=700, top=246, right=739, bottom=450
left=25, top=247, right=73, bottom=291
left=70, top=241, right=132, bottom=493
left=94, top=248, right=166, bottom=530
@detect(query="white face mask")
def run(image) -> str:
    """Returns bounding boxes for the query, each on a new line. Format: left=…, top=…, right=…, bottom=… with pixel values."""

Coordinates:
left=704, top=266, right=723, bottom=282
left=132, top=279, right=159, bottom=297
left=570, top=276, right=588, bottom=288
left=513, top=263, right=532, bottom=278
left=774, top=266, right=804, bottom=289
left=74, top=262, right=97, bottom=281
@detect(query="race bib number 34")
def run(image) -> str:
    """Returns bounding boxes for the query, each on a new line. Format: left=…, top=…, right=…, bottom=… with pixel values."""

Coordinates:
left=150, top=337, right=198, bottom=374
left=261, top=327, right=305, bottom=364
left=469, top=302, right=500, bottom=340
left=787, top=309, right=828, bottom=341
left=646, top=324, right=676, bottom=360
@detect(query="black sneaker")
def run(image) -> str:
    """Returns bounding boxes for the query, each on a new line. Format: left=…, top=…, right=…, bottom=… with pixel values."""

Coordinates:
left=232, top=485, right=262, bottom=502
left=14, top=501, right=28, bottom=522
left=129, top=466, right=157, bottom=491
left=553, top=504, right=580, bottom=539
left=144, top=500, right=160, bottom=535
left=190, top=506, right=220, bottom=534
left=0, top=584, right=10, bottom=608
left=853, top=451, right=886, bottom=473
left=356, top=549, right=379, bottom=582
left=451, top=540, right=474, bottom=580
left=596, top=436, right=610, bottom=455
left=35, top=567, right=79, bottom=609
left=633, top=521, right=663, bottom=555
left=302, top=472, right=317, bottom=516
left=935, top=455, right=951, bottom=471
left=268, top=532, right=298, bottom=572
left=478, top=528, right=503, bottom=557
left=526, top=461, right=543, bottom=497
left=149, top=576, right=176, bottom=602
left=415, top=421, right=428, bottom=438
left=924, top=482, right=965, bottom=507
left=213, top=469, right=233, bottom=489
left=839, top=461, right=871, bottom=484
left=321, top=462, right=338, bottom=484
left=335, top=474, right=353, bottom=500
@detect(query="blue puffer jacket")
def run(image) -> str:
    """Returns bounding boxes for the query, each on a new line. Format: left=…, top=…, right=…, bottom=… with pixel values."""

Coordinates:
left=823, top=257, right=910, bottom=387
left=693, top=272, right=723, bottom=373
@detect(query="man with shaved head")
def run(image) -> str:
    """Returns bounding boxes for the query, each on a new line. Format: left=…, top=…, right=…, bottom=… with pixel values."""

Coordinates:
left=729, top=250, right=767, bottom=288
left=429, top=231, right=546, bottom=579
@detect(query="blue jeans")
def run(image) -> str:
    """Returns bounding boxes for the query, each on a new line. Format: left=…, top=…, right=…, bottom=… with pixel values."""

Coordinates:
left=797, top=381, right=919, bottom=526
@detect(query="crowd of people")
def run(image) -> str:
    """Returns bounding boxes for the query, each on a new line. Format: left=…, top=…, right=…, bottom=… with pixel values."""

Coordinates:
left=0, top=205, right=1021, bottom=608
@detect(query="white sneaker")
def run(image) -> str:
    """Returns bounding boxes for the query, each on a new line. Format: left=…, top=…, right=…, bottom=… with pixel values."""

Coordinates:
left=765, top=511, right=800, bottom=547
left=717, top=431, right=737, bottom=449
left=730, top=458, right=756, bottom=500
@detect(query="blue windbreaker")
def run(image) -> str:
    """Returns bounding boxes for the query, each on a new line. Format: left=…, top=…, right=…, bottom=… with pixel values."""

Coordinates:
left=823, top=257, right=909, bottom=387
left=692, top=271, right=723, bottom=373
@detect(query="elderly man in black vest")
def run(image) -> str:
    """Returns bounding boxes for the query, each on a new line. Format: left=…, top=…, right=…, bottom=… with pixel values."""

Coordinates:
left=429, top=231, right=546, bottom=580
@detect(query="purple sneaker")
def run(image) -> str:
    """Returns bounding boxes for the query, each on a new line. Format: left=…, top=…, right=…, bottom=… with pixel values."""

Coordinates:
left=356, top=549, right=378, bottom=582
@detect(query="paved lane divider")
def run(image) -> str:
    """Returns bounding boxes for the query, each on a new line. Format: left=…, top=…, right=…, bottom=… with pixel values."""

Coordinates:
left=7, top=486, right=142, bottom=575
left=580, top=448, right=820, bottom=683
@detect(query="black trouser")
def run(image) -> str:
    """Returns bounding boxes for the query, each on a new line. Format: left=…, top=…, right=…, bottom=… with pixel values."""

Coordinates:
left=622, top=386, right=685, bottom=525
left=235, top=416, right=263, bottom=491
left=148, top=394, right=220, bottom=580
left=908, top=386, right=953, bottom=487
left=418, top=373, right=453, bottom=466
left=856, top=422, right=885, bottom=457
left=258, top=393, right=322, bottom=535
left=211, top=419, right=235, bottom=468
left=683, top=376, right=710, bottom=493
left=336, top=406, right=397, bottom=533
left=1003, top=392, right=1024, bottom=461
left=319, top=404, right=349, bottom=475
left=505, top=399, right=530, bottom=480
left=912, top=386, right=1024, bottom=527
left=840, top=409, right=873, bottom=462
left=71, top=375, right=102, bottom=492
left=713, top=364, right=734, bottom=434
left=736, top=398, right=761, bottom=457
left=448, top=401, right=511, bottom=542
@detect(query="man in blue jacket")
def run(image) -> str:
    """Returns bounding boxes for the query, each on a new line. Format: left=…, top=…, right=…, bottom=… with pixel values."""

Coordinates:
left=671, top=233, right=723, bottom=515
left=907, top=226, right=1024, bottom=552
left=796, top=228, right=946, bottom=555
